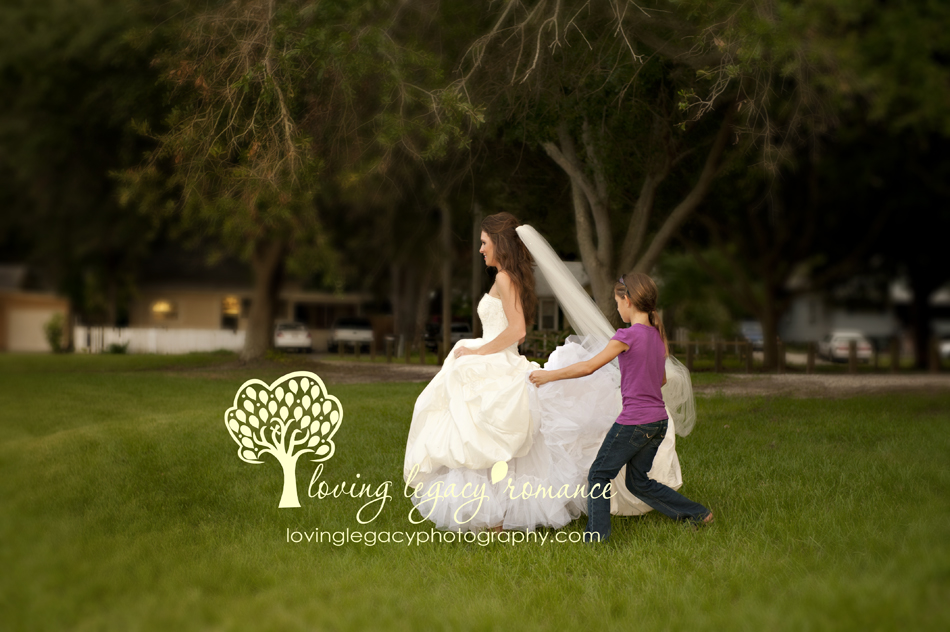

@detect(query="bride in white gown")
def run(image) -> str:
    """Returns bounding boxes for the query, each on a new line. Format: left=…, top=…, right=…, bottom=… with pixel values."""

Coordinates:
left=403, top=214, right=696, bottom=531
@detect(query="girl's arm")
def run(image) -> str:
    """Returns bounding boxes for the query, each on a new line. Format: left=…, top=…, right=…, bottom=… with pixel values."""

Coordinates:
left=529, top=339, right=629, bottom=386
left=456, top=272, right=526, bottom=357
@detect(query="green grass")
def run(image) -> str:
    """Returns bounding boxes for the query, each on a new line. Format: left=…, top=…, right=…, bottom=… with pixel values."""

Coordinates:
left=1, top=354, right=948, bottom=630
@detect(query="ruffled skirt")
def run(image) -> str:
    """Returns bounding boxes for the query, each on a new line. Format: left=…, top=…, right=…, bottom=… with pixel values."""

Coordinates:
left=403, top=338, right=683, bottom=531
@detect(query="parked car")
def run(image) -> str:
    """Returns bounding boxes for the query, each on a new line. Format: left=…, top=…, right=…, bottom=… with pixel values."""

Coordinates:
left=328, top=317, right=374, bottom=352
left=424, top=322, right=475, bottom=350
left=818, top=330, right=873, bottom=362
left=740, top=321, right=764, bottom=351
left=274, top=322, right=312, bottom=353
left=940, top=335, right=950, bottom=359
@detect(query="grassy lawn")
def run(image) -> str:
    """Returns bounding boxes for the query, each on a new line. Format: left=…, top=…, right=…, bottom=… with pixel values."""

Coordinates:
left=1, top=354, right=948, bottom=631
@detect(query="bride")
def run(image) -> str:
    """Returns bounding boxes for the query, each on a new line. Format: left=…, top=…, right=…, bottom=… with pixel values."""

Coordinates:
left=403, top=213, right=695, bottom=531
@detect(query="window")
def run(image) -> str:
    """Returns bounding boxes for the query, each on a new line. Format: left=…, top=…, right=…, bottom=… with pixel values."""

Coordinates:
left=151, top=300, right=178, bottom=323
left=222, top=296, right=240, bottom=330
left=539, top=298, right=557, bottom=330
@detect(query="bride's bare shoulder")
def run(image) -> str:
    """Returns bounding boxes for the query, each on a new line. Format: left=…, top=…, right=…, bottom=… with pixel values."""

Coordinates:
left=489, top=271, right=513, bottom=299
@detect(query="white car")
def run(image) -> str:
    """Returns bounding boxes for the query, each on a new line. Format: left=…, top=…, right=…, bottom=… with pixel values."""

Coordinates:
left=328, top=317, right=374, bottom=352
left=274, top=322, right=312, bottom=353
left=818, top=331, right=873, bottom=362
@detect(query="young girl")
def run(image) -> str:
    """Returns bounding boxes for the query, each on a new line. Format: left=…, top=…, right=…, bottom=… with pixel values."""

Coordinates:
left=529, top=272, right=713, bottom=541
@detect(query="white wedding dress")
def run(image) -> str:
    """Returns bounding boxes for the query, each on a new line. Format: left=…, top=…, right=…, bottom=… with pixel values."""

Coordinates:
left=404, top=293, right=542, bottom=530
left=404, top=290, right=687, bottom=531
left=403, top=226, right=696, bottom=531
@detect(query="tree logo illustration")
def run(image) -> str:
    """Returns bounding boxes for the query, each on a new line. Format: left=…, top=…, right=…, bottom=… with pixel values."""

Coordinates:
left=225, top=371, right=343, bottom=508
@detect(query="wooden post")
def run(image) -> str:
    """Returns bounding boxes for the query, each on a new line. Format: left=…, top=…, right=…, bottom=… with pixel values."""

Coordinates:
left=890, top=337, right=899, bottom=374
left=386, top=338, right=392, bottom=364
left=746, top=342, right=754, bottom=373
left=438, top=341, right=445, bottom=365
left=404, top=340, right=411, bottom=364
left=777, top=340, right=786, bottom=374
left=714, top=342, right=723, bottom=373
left=848, top=340, right=857, bottom=374
left=806, top=341, right=815, bottom=375
left=686, top=342, right=694, bottom=372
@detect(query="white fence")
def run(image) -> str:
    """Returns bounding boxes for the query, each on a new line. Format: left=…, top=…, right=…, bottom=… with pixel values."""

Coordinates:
left=74, top=326, right=245, bottom=354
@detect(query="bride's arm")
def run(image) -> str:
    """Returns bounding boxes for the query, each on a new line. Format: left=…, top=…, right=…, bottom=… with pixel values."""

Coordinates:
left=456, top=272, right=526, bottom=357
left=528, top=340, right=628, bottom=386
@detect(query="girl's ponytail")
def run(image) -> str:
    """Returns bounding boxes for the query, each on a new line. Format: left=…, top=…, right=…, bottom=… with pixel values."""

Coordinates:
left=649, top=309, right=669, bottom=357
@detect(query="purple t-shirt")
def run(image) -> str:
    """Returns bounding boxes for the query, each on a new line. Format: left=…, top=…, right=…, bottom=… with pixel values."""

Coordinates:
left=610, top=324, right=667, bottom=425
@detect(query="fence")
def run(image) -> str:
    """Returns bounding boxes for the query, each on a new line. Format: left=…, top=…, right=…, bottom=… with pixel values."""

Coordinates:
left=74, top=326, right=245, bottom=354
left=524, top=332, right=944, bottom=375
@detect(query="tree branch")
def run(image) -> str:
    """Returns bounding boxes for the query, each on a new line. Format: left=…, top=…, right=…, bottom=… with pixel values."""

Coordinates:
left=633, top=103, right=735, bottom=273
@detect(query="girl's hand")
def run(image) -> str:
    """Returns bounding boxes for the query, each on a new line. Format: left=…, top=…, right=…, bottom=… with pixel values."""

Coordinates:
left=529, top=370, right=551, bottom=387
left=454, top=346, right=478, bottom=359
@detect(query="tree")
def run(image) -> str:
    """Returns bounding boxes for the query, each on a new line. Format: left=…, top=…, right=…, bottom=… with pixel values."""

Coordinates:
left=677, top=0, right=950, bottom=367
left=0, top=0, right=169, bottom=324
left=225, top=372, right=342, bottom=508
left=455, top=1, right=740, bottom=324
left=127, top=0, right=479, bottom=360
left=680, top=142, right=888, bottom=368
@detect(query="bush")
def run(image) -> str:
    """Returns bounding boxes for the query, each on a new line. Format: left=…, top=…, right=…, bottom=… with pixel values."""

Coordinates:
left=43, top=313, right=66, bottom=353
left=106, top=342, right=130, bottom=354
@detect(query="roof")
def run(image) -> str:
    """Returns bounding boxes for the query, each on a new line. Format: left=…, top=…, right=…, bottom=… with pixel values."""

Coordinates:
left=0, top=265, right=27, bottom=290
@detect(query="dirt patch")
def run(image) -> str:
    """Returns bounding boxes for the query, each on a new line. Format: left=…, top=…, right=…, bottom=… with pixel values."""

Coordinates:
left=164, top=353, right=949, bottom=396
left=162, top=355, right=441, bottom=385
left=693, top=373, right=950, bottom=398
left=302, top=359, right=441, bottom=384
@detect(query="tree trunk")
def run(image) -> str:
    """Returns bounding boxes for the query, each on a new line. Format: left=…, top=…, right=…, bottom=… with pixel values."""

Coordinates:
left=908, top=268, right=940, bottom=370
left=243, top=237, right=285, bottom=361
left=412, top=266, right=434, bottom=352
left=472, top=203, right=483, bottom=337
left=542, top=107, right=734, bottom=327
left=761, top=308, right=780, bottom=371
left=440, top=198, right=452, bottom=354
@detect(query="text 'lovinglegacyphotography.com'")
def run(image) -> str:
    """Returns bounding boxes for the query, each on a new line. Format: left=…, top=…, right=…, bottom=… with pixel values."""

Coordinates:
left=284, top=527, right=599, bottom=547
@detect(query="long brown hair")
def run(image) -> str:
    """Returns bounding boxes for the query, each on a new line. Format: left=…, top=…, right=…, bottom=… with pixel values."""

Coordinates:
left=616, top=272, right=668, bottom=355
left=481, top=212, right=536, bottom=327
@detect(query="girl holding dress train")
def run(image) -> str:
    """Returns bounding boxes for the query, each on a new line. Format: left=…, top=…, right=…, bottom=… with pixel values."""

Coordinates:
left=529, top=272, right=713, bottom=541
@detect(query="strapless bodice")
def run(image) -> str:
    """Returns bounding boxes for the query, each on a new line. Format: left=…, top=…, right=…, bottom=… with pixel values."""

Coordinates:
left=477, top=294, right=513, bottom=350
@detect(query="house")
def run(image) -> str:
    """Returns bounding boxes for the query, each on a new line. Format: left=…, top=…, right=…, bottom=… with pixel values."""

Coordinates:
left=534, top=261, right=587, bottom=331
left=124, top=282, right=371, bottom=351
left=779, top=278, right=950, bottom=348
left=0, top=265, right=71, bottom=352
left=73, top=252, right=373, bottom=353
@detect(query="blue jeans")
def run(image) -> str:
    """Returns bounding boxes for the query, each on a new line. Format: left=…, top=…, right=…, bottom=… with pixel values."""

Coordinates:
left=585, top=419, right=709, bottom=542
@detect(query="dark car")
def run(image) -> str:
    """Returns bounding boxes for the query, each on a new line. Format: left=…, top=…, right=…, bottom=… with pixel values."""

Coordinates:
left=740, top=321, right=764, bottom=351
left=424, top=322, right=475, bottom=351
